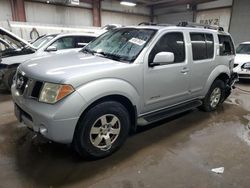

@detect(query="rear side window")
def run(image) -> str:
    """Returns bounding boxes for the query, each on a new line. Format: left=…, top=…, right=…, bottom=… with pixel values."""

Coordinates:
left=149, top=32, right=185, bottom=64
left=190, top=33, right=214, bottom=60
left=218, top=35, right=235, bottom=55
left=75, top=36, right=96, bottom=48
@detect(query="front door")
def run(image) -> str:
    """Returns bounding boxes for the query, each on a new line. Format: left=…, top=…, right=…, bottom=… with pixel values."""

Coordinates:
left=143, top=31, right=191, bottom=113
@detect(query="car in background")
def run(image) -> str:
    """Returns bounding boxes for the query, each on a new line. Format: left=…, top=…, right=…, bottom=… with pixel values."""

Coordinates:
left=0, top=27, right=98, bottom=90
left=234, top=42, right=250, bottom=80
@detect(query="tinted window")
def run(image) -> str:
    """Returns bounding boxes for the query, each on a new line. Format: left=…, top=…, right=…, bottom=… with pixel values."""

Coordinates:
left=75, top=36, right=96, bottom=48
left=50, top=37, right=75, bottom=50
left=218, top=35, right=235, bottom=55
left=190, top=33, right=206, bottom=60
left=190, top=33, right=214, bottom=60
left=149, top=32, right=185, bottom=64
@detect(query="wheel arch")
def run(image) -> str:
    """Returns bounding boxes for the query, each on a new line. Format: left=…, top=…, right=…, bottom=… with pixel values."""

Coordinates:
left=76, top=94, right=138, bottom=135
left=203, top=65, right=230, bottom=96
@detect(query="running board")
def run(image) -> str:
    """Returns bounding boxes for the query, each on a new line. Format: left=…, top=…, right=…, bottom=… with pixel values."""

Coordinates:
left=137, top=100, right=202, bottom=126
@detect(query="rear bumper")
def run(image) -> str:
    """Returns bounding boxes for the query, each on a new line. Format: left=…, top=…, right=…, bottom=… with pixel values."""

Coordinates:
left=234, top=69, right=250, bottom=79
left=225, top=72, right=238, bottom=98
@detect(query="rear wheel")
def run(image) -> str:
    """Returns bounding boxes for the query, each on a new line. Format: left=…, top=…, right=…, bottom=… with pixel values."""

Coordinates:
left=200, top=79, right=226, bottom=112
left=3, top=68, right=16, bottom=91
left=73, top=101, right=130, bottom=159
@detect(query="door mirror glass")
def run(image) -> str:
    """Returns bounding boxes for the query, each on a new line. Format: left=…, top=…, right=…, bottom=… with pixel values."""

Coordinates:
left=150, top=52, right=174, bottom=66
left=46, top=46, right=57, bottom=52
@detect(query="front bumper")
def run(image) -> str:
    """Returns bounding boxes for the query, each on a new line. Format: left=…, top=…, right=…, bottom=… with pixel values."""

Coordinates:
left=233, top=67, right=250, bottom=79
left=238, top=72, right=250, bottom=79
left=11, top=84, right=86, bottom=144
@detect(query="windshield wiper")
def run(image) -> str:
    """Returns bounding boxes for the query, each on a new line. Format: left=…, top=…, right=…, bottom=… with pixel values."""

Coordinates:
left=96, top=52, right=125, bottom=61
left=82, top=48, right=95, bottom=55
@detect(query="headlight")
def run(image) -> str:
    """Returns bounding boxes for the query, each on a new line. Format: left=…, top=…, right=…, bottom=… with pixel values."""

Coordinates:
left=242, top=62, right=250, bottom=70
left=39, top=82, right=74, bottom=104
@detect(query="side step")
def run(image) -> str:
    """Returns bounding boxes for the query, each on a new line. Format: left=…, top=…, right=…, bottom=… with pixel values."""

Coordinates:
left=138, top=100, right=202, bottom=126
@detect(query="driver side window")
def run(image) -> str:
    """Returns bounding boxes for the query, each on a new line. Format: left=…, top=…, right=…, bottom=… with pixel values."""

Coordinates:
left=50, top=37, right=75, bottom=50
left=148, top=32, right=185, bottom=64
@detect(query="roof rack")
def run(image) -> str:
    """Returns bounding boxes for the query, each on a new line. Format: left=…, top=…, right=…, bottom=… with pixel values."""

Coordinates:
left=138, top=22, right=174, bottom=27
left=177, top=21, right=224, bottom=31
left=138, top=22, right=157, bottom=26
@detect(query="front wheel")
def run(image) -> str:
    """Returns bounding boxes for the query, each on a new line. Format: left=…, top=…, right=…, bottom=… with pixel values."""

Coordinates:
left=73, top=101, right=130, bottom=159
left=199, top=79, right=226, bottom=112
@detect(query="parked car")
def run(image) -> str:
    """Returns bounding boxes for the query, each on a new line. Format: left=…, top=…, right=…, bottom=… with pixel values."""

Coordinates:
left=0, top=27, right=98, bottom=90
left=12, top=23, right=237, bottom=159
left=233, top=42, right=250, bottom=80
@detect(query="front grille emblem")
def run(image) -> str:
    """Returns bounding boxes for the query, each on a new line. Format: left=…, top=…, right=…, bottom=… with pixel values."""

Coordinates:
left=16, top=76, right=24, bottom=89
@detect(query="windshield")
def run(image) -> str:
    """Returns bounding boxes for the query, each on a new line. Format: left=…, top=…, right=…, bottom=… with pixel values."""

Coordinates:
left=83, top=28, right=156, bottom=62
left=236, top=44, right=250, bottom=54
left=32, top=35, right=56, bottom=48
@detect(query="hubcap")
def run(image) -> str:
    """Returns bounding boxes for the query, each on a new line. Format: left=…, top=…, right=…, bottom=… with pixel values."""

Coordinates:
left=210, top=87, right=221, bottom=108
left=90, top=114, right=121, bottom=150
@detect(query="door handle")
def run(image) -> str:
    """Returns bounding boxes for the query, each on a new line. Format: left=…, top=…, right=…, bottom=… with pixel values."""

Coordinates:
left=181, top=67, right=189, bottom=73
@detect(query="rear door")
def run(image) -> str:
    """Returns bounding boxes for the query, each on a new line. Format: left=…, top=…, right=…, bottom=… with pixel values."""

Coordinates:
left=189, top=32, right=215, bottom=97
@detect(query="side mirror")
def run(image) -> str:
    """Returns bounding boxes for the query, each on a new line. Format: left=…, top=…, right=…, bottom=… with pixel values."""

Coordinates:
left=150, top=52, right=174, bottom=67
left=46, top=46, right=57, bottom=52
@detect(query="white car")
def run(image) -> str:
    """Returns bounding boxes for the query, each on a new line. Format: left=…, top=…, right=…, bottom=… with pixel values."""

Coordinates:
left=234, top=42, right=250, bottom=80
left=0, top=27, right=98, bottom=90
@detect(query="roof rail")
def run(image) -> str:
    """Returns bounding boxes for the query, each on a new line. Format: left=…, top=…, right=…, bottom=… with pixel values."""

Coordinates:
left=138, top=22, right=157, bottom=26
left=138, top=22, right=175, bottom=27
left=177, top=21, right=224, bottom=31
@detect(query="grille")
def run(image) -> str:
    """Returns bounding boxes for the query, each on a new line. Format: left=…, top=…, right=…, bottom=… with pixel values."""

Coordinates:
left=15, top=72, right=43, bottom=99
left=31, top=81, right=43, bottom=98
left=16, top=72, right=29, bottom=95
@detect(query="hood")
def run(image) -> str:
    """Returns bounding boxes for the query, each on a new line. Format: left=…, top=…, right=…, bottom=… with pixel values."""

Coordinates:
left=0, top=27, right=35, bottom=49
left=0, top=27, right=36, bottom=59
left=235, top=54, right=250, bottom=65
left=1, top=53, right=36, bottom=65
left=19, top=51, right=130, bottom=86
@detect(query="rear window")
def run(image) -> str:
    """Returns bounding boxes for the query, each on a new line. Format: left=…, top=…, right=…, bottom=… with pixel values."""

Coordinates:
left=190, top=33, right=214, bottom=60
left=218, top=35, right=235, bottom=56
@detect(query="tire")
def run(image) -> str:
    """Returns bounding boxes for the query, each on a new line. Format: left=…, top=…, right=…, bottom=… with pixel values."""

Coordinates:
left=73, top=101, right=130, bottom=159
left=3, top=68, right=16, bottom=91
left=199, top=79, right=226, bottom=112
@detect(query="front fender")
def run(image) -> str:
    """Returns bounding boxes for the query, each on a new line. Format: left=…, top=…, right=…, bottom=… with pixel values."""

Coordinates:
left=202, top=65, right=230, bottom=96
left=76, top=78, right=141, bottom=115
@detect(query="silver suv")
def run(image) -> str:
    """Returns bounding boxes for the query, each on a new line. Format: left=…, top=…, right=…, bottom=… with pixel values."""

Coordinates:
left=11, top=22, right=237, bottom=159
